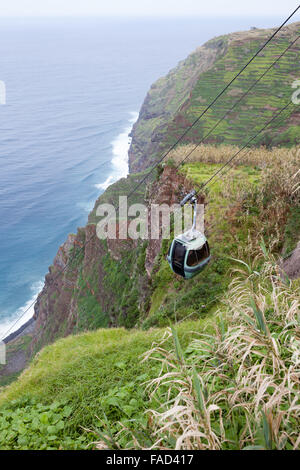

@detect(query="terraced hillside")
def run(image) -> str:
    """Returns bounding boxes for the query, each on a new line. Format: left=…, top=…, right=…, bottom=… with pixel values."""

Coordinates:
left=129, top=21, right=300, bottom=172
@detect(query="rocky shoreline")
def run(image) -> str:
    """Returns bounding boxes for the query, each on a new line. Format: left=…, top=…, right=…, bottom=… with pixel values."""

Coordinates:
left=0, top=318, right=36, bottom=385
left=2, top=317, right=36, bottom=344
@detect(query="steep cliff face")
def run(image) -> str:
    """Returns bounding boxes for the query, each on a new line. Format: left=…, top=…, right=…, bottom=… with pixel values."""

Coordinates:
left=129, top=21, right=300, bottom=172
left=128, top=36, right=227, bottom=172
left=30, top=166, right=194, bottom=352
left=30, top=22, right=300, bottom=353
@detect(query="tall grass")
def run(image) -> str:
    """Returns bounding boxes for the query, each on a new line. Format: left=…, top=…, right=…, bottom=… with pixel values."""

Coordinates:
left=204, top=144, right=300, bottom=258
left=113, top=252, right=300, bottom=450
left=169, top=144, right=300, bottom=170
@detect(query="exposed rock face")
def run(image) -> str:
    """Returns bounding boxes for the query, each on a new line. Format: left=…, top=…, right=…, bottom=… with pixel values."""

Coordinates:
left=31, top=226, right=105, bottom=352
left=30, top=165, right=194, bottom=352
left=31, top=219, right=141, bottom=352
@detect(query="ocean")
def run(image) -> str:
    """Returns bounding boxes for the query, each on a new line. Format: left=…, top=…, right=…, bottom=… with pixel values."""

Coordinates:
left=0, top=16, right=285, bottom=339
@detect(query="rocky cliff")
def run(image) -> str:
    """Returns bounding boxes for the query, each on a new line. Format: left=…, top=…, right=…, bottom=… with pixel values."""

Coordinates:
left=30, top=166, right=193, bottom=352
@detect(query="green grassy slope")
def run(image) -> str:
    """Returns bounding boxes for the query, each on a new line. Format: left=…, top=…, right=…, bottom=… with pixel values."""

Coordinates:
left=141, top=162, right=262, bottom=328
left=141, top=144, right=300, bottom=328
left=0, top=318, right=213, bottom=449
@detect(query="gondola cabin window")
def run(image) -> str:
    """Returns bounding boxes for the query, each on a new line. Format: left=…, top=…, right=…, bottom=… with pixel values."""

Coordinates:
left=186, top=243, right=210, bottom=267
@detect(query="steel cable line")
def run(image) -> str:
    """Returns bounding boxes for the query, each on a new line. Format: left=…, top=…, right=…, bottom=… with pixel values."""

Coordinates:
left=2, top=6, right=299, bottom=341
left=203, top=111, right=296, bottom=195
left=192, top=101, right=293, bottom=196
left=125, top=5, right=300, bottom=197
left=200, top=107, right=295, bottom=238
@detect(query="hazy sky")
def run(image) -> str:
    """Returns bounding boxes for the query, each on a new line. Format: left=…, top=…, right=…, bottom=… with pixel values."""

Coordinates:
left=1, top=0, right=300, bottom=18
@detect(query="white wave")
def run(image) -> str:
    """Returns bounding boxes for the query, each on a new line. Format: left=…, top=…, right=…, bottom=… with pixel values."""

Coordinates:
left=95, top=111, right=138, bottom=191
left=0, top=280, right=44, bottom=341
left=96, top=174, right=115, bottom=191
left=76, top=201, right=94, bottom=213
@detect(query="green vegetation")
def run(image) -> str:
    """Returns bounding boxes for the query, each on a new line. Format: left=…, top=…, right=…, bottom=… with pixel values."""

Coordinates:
left=142, top=144, right=299, bottom=329
left=283, top=205, right=300, bottom=256
left=102, top=242, right=148, bottom=328
left=116, top=255, right=300, bottom=450
left=74, top=263, right=108, bottom=332
left=0, top=252, right=298, bottom=450
left=88, top=169, right=151, bottom=225
left=182, top=35, right=299, bottom=147
left=0, top=399, right=89, bottom=450
left=0, top=320, right=212, bottom=450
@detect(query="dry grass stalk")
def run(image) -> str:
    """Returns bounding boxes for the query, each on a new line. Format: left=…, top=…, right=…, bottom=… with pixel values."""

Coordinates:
left=119, top=255, right=300, bottom=450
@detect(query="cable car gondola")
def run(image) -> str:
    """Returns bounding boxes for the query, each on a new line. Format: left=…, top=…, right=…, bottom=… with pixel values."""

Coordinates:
left=167, top=190, right=211, bottom=279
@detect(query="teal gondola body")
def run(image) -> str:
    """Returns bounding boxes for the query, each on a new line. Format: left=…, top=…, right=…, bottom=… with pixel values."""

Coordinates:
left=167, top=230, right=211, bottom=279
left=167, top=189, right=211, bottom=279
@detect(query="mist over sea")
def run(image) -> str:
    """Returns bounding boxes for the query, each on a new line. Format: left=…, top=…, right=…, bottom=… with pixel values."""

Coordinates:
left=0, top=16, right=284, bottom=338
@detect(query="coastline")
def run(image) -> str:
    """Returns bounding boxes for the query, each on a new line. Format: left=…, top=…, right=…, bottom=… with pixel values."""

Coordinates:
left=1, top=112, right=138, bottom=346
left=2, top=317, right=36, bottom=344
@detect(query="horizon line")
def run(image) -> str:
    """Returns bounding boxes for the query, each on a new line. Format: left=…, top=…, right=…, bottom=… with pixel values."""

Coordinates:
left=0, top=14, right=291, bottom=19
